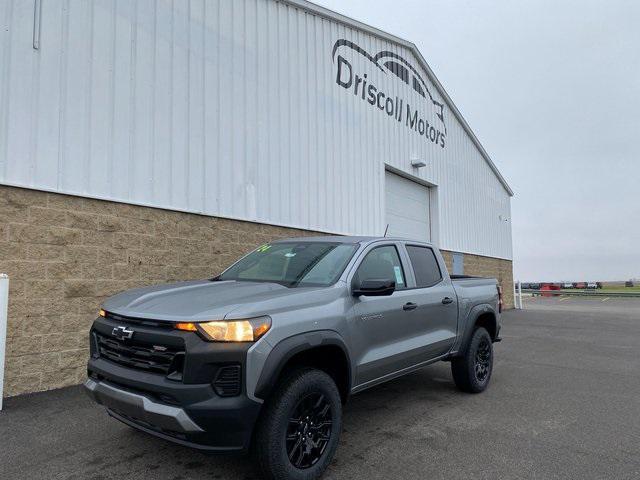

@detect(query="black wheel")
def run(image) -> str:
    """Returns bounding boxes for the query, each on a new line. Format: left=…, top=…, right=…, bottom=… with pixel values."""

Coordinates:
left=451, top=327, right=493, bottom=393
left=253, top=368, right=342, bottom=480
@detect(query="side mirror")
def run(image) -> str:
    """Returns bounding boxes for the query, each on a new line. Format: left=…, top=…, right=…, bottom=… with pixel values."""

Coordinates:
left=353, top=279, right=396, bottom=297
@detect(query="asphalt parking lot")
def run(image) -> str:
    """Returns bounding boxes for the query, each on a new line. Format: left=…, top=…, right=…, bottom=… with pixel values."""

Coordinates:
left=2, top=297, right=639, bottom=480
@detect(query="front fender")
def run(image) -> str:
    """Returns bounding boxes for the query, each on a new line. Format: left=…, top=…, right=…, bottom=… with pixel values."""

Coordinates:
left=253, top=330, right=353, bottom=400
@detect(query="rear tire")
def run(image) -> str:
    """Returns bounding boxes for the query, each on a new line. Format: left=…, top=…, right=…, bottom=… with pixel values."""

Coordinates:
left=253, top=368, right=342, bottom=480
left=451, top=327, right=493, bottom=393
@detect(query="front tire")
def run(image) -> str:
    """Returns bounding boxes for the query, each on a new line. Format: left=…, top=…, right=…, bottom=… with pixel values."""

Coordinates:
left=451, top=327, right=493, bottom=393
left=253, top=368, right=342, bottom=480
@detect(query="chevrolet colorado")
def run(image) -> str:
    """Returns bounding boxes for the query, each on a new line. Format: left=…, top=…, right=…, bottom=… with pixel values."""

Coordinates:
left=85, top=236, right=503, bottom=479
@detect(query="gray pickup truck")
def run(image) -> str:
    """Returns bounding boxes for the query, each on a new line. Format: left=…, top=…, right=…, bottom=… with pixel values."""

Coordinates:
left=85, top=236, right=503, bottom=479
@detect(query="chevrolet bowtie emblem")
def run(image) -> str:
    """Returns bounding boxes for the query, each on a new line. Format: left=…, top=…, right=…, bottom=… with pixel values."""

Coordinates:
left=112, top=326, right=134, bottom=340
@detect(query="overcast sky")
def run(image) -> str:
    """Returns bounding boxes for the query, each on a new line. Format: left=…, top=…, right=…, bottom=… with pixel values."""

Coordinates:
left=314, top=0, right=640, bottom=282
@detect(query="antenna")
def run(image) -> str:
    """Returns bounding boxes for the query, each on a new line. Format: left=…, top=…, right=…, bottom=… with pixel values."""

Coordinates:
left=383, top=224, right=389, bottom=237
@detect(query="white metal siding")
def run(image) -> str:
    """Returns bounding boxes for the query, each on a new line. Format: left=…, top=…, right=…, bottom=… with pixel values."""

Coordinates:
left=385, top=172, right=430, bottom=242
left=0, top=0, right=513, bottom=260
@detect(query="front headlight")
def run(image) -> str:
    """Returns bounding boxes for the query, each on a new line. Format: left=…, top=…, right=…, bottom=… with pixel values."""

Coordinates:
left=175, top=316, right=271, bottom=342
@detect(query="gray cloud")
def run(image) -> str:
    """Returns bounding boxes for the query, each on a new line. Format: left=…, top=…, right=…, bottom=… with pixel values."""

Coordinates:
left=314, top=0, right=640, bottom=281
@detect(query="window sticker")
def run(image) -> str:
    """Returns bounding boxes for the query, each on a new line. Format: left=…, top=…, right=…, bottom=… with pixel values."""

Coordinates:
left=256, top=244, right=272, bottom=253
left=393, top=265, right=404, bottom=285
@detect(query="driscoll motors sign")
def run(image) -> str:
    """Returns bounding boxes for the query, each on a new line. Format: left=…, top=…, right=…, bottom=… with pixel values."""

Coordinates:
left=332, top=39, right=447, bottom=149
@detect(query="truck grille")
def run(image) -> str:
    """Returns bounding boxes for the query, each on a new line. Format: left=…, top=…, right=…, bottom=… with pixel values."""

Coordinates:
left=95, top=332, right=184, bottom=376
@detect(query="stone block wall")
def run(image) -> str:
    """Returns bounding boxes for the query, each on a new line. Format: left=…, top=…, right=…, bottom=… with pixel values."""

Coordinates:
left=1, top=185, right=513, bottom=397
left=0, top=186, right=318, bottom=397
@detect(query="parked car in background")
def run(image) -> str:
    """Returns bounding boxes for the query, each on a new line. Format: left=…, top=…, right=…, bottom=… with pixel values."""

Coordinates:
left=574, top=282, right=587, bottom=289
left=538, top=283, right=560, bottom=297
left=626, top=281, right=635, bottom=288
left=587, top=282, right=598, bottom=289
left=596, top=282, right=603, bottom=289
left=562, top=283, right=573, bottom=289
left=529, top=283, right=541, bottom=290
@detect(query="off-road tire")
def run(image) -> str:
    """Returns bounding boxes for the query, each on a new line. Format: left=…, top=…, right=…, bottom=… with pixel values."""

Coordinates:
left=253, top=368, right=342, bottom=480
left=451, top=327, right=493, bottom=393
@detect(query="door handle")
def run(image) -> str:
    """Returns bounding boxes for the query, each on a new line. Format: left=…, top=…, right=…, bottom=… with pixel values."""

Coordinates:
left=403, top=302, right=418, bottom=311
left=442, top=297, right=454, bottom=305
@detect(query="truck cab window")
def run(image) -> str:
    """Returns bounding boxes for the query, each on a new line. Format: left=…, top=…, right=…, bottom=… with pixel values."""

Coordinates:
left=406, top=245, right=442, bottom=287
left=354, top=245, right=405, bottom=289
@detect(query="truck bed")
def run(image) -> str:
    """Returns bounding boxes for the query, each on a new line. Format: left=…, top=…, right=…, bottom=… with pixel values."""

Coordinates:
left=451, top=275, right=500, bottom=319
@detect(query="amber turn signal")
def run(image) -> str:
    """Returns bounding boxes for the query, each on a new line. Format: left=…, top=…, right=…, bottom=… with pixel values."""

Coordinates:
left=175, top=322, right=198, bottom=332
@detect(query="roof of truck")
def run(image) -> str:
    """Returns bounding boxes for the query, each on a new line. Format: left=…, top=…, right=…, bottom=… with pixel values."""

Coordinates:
left=272, top=235, right=432, bottom=245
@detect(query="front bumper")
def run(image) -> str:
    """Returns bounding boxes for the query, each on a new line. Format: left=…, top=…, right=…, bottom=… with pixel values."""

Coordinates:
left=84, top=378, right=204, bottom=434
left=86, top=314, right=263, bottom=453
left=87, top=357, right=263, bottom=452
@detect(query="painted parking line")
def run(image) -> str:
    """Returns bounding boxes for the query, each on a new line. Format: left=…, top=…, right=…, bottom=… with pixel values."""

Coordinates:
left=601, top=297, right=610, bottom=302
left=559, top=296, right=571, bottom=302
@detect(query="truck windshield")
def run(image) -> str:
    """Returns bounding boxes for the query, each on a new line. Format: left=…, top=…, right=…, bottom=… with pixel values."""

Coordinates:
left=217, top=242, right=358, bottom=287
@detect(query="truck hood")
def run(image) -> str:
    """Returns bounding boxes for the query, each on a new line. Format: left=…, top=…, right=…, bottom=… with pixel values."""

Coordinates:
left=101, top=279, right=329, bottom=322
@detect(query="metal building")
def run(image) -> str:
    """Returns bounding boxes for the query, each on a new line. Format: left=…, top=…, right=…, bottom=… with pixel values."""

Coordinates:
left=0, top=0, right=513, bottom=397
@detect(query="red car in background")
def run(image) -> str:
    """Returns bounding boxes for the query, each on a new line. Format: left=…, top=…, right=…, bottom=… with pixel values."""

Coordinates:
left=540, top=283, right=561, bottom=296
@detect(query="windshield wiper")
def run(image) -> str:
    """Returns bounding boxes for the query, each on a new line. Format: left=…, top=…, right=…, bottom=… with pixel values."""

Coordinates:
left=210, top=277, right=293, bottom=287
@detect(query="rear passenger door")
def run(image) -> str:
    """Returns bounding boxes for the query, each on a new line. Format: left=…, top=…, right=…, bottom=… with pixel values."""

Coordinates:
left=404, top=244, right=458, bottom=358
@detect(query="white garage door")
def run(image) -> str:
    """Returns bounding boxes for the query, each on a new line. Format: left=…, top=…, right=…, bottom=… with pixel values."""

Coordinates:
left=384, top=171, right=431, bottom=242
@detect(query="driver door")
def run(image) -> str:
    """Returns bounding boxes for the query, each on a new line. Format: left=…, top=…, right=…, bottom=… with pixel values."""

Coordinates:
left=347, top=244, right=418, bottom=387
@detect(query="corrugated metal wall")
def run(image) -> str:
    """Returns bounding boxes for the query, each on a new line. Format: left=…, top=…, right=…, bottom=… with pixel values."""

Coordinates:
left=0, top=0, right=513, bottom=260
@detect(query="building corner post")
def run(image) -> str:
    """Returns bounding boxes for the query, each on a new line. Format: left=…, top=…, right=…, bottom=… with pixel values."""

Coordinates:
left=0, top=274, right=9, bottom=410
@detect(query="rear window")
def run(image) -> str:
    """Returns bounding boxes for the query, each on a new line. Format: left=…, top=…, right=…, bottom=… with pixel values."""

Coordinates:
left=406, top=246, right=442, bottom=288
